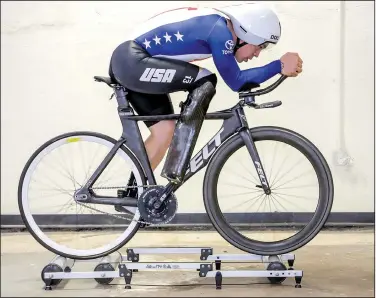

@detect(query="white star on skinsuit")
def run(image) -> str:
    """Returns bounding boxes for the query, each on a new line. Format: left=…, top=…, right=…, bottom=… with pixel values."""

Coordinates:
left=163, top=32, right=172, bottom=43
left=143, top=38, right=151, bottom=49
left=174, top=31, right=184, bottom=41
left=153, top=35, right=161, bottom=45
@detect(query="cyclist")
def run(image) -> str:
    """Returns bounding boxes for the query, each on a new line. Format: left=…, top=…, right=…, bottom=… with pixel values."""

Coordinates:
left=108, top=3, right=303, bottom=202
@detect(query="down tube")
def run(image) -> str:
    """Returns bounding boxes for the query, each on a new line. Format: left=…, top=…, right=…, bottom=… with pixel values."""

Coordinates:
left=181, top=115, right=241, bottom=184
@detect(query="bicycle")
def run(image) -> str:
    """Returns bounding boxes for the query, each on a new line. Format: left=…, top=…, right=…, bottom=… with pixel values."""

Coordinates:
left=18, top=74, right=334, bottom=260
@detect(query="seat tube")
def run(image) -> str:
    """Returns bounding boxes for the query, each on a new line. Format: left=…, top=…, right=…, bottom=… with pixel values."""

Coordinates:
left=114, top=86, right=129, bottom=108
left=114, top=86, right=157, bottom=186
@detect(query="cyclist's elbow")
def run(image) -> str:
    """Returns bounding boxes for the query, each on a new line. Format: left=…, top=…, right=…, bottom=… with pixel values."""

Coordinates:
left=224, top=78, right=242, bottom=92
left=231, top=84, right=241, bottom=92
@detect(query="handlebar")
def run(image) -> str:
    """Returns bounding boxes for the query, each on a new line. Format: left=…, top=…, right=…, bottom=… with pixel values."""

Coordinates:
left=238, top=75, right=287, bottom=98
left=238, top=75, right=288, bottom=109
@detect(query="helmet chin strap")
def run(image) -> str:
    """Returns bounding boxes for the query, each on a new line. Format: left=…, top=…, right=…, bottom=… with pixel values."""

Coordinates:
left=233, top=37, right=247, bottom=55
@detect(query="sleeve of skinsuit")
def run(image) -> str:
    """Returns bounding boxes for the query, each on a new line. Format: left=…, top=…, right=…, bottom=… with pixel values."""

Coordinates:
left=207, top=16, right=282, bottom=92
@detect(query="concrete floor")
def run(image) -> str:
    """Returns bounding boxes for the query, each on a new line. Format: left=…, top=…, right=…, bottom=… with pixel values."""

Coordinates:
left=1, top=228, right=375, bottom=297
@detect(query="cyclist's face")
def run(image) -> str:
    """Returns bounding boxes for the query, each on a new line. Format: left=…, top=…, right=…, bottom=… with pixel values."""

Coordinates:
left=235, top=44, right=262, bottom=63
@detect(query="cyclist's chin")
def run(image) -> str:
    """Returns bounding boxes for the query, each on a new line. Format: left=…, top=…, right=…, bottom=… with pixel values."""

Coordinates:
left=238, top=56, right=253, bottom=63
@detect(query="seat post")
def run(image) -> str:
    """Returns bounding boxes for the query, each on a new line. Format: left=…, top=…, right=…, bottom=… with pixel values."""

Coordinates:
left=114, top=86, right=130, bottom=108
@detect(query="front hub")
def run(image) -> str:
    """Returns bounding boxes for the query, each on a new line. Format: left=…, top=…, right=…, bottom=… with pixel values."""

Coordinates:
left=256, top=185, right=272, bottom=195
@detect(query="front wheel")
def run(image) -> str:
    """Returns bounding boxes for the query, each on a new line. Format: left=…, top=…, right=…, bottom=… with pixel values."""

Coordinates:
left=203, top=126, right=334, bottom=256
left=18, top=131, right=147, bottom=260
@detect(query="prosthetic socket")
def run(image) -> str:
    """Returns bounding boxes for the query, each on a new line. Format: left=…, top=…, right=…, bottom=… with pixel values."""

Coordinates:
left=161, top=81, right=216, bottom=183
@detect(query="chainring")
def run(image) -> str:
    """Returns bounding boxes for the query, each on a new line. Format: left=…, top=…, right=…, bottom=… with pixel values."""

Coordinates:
left=137, top=186, right=178, bottom=225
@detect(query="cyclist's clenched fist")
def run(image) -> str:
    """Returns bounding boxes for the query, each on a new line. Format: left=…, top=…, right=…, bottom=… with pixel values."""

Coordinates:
left=280, top=53, right=303, bottom=77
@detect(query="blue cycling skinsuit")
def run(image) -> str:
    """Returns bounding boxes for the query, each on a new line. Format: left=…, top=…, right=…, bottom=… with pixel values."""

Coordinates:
left=109, top=6, right=281, bottom=127
left=109, top=6, right=282, bottom=183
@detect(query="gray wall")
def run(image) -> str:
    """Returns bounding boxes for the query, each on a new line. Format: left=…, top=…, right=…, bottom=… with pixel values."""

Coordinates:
left=1, top=1, right=374, bottom=221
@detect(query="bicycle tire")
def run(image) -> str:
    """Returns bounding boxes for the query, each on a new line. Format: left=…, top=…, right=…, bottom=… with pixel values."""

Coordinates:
left=203, top=126, right=334, bottom=255
left=18, top=131, right=147, bottom=260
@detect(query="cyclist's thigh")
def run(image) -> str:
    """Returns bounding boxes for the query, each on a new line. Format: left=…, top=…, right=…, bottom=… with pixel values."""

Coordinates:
left=127, top=91, right=173, bottom=128
left=109, top=40, right=216, bottom=94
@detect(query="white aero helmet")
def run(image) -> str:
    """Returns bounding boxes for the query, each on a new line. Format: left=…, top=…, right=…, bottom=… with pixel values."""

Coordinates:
left=214, top=3, right=281, bottom=51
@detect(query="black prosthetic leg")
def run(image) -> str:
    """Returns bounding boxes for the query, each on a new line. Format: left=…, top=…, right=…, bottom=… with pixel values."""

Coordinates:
left=161, top=81, right=216, bottom=183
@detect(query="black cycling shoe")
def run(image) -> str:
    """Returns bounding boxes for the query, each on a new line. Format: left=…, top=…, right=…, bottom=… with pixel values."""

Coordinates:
left=115, top=172, right=138, bottom=214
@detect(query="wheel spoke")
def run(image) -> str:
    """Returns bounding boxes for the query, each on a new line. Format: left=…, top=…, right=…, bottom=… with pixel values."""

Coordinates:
left=84, top=144, right=103, bottom=183
left=272, top=169, right=315, bottom=190
left=29, top=190, right=73, bottom=200
left=30, top=176, right=72, bottom=197
left=40, top=157, right=82, bottom=189
left=219, top=189, right=264, bottom=198
left=255, top=194, right=267, bottom=213
left=246, top=192, right=268, bottom=211
left=269, top=149, right=290, bottom=187
left=95, top=161, right=129, bottom=188
left=222, top=181, right=260, bottom=191
left=268, top=141, right=279, bottom=183
left=271, top=157, right=307, bottom=188
left=225, top=165, right=259, bottom=186
left=274, top=184, right=317, bottom=191
left=237, top=159, right=260, bottom=185
left=269, top=193, right=290, bottom=212
left=223, top=192, right=265, bottom=212
left=57, top=147, right=79, bottom=190
left=54, top=149, right=81, bottom=189
left=268, top=194, right=281, bottom=212
left=272, top=191, right=317, bottom=201
left=272, top=192, right=311, bottom=212
left=54, top=198, right=76, bottom=214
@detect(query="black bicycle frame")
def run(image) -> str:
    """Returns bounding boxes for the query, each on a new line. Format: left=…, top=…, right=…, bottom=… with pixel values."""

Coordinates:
left=75, top=76, right=287, bottom=207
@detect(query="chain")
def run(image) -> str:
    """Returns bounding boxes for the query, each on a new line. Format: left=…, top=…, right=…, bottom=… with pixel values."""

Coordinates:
left=76, top=184, right=164, bottom=226
left=91, top=185, right=158, bottom=190
left=76, top=201, right=152, bottom=225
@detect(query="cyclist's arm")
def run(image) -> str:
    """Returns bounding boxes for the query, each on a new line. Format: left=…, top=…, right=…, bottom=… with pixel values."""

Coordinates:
left=207, top=16, right=281, bottom=92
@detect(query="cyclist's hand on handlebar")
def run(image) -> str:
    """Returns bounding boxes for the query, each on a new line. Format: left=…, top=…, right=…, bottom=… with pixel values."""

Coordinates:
left=280, top=52, right=303, bottom=77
